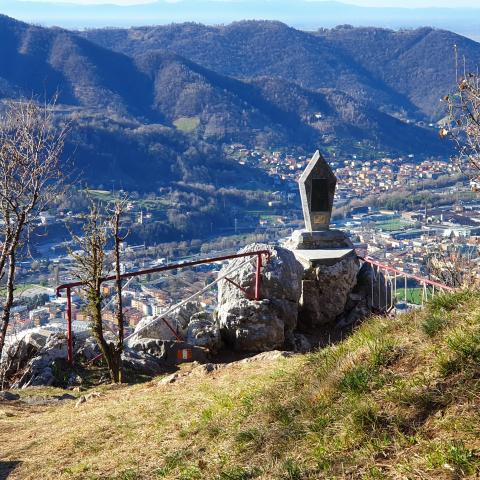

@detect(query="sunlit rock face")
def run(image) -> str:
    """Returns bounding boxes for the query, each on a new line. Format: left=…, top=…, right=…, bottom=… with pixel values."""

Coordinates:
left=217, top=243, right=304, bottom=352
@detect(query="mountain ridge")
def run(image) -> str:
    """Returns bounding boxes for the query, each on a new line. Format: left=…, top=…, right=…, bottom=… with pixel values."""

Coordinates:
left=2, top=0, right=480, bottom=40
left=0, top=15, right=471, bottom=190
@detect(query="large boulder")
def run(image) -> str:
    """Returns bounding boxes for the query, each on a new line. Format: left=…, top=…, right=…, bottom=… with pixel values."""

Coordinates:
left=298, top=253, right=360, bottom=329
left=128, top=338, right=208, bottom=365
left=1, top=329, right=68, bottom=389
left=186, top=311, right=222, bottom=352
left=217, top=243, right=304, bottom=352
left=132, top=301, right=201, bottom=341
left=121, top=348, right=165, bottom=377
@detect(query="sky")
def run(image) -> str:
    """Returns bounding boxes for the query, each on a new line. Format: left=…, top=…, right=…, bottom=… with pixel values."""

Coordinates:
left=16, top=0, right=480, bottom=6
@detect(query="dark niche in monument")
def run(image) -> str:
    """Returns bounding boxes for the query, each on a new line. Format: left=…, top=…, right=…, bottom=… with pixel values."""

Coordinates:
left=299, top=150, right=336, bottom=231
left=310, top=178, right=330, bottom=212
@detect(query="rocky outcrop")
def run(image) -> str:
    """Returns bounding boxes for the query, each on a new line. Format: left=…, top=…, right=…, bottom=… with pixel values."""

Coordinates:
left=1, top=330, right=68, bottom=388
left=121, top=348, right=166, bottom=377
left=298, top=253, right=360, bottom=329
left=131, top=301, right=201, bottom=341
left=217, top=243, right=304, bottom=352
left=127, top=338, right=207, bottom=366
left=186, top=311, right=222, bottom=353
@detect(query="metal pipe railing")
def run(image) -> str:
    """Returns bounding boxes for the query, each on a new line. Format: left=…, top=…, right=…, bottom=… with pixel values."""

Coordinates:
left=56, top=249, right=271, bottom=364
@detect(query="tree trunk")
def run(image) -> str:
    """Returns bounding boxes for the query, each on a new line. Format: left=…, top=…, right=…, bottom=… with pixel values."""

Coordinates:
left=0, top=251, right=16, bottom=364
left=113, top=215, right=124, bottom=383
left=90, top=289, right=121, bottom=383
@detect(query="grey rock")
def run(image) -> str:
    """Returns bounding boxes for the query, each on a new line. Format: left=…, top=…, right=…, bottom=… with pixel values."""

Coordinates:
left=75, top=336, right=101, bottom=361
left=127, top=339, right=207, bottom=365
left=132, top=301, right=201, bottom=341
left=355, top=262, right=393, bottom=312
left=0, top=391, right=20, bottom=401
left=128, top=338, right=167, bottom=360
left=240, top=350, right=294, bottom=363
left=217, top=243, right=303, bottom=352
left=2, top=330, right=69, bottom=389
left=186, top=311, right=222, bottom=352
left=67, top=373, right=83, bottom=387
left=219, top=298, right=285, bottom=351
left=191, top=362, right=222, bottom=375
left=158, top=373, right=179, bottom=385
left=21, top=393, right=75, bottom=405
left=121, top=348, right=165, bottom=376
left=291, top=333, right=312, bottom=353
left=299, top=253, right=360, bottom=329
left=74, top=392, right=101, bottom=408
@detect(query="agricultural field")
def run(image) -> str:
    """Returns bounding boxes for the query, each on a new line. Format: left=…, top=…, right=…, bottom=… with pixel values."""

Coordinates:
left=173, top=117, right=200, bottom=133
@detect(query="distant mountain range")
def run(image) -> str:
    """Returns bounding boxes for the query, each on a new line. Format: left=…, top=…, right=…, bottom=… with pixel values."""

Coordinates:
left=2, top=0, right=480, bottom=41
left=0, top=15, right=479, bottom=189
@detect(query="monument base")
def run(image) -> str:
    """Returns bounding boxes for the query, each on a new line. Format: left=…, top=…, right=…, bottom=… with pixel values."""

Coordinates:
left=286, top=229, right=353, bottom=250
left=284, top=229, right=355, bottom=268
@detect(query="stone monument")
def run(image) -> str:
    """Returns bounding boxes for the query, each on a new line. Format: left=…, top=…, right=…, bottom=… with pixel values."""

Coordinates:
left=285, top=149, right=360, bottom=328
left=287, top=149, right=354, bottom=254
left=299, top=149, right=336, bottom=231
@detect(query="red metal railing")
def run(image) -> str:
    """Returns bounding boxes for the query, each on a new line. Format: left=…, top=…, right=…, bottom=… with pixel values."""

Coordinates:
left=360, top=256, right=455, bottom=292
left=56, top=249, right=271, bottom=364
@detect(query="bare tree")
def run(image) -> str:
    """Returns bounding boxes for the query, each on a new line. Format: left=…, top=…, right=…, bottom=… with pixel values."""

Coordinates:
left=426, top=241, right=480, bottom=288
left=0, top=98, right=67, bottom=361
left=70, top=199, right=127, bottom=383
left=442, top=50, right=480, bottom=180
left=108, top=196, right=129, bottom=383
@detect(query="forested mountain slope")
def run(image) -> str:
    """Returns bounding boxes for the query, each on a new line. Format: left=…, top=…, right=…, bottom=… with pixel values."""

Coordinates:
left=0, top=16, right=472, bottom=190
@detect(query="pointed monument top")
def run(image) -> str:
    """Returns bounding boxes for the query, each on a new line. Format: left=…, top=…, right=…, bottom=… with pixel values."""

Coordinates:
left=298, top=150, right=337, bottom=231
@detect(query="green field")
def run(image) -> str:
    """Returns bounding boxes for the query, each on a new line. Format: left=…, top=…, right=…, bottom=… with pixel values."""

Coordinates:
left=84, top=189, right=115, bottom=201
left=376, top=218, right=413, bottom=232
left=173, top=116, right=200, bottom=133
left=396, top=286, right=423, bottom=305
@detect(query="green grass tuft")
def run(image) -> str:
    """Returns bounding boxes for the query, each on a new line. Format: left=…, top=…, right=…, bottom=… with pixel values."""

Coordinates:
left=426, top=440, right=479, bottom=475
left=217, top=467, right=260, bottom=480
left=421, top=312, right=449, bottom=337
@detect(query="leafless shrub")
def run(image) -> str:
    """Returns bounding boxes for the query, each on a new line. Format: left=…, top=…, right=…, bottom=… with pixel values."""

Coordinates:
left=69, top=196, right=128, bottom=384
left=426, top=242, right=480, bottom=288
left=442, top=48, right=480, bottom=180
left=0, top=97, right=68, bottom=362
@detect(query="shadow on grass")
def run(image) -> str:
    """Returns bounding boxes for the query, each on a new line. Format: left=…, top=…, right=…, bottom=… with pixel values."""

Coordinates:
left=0, top=461, right=21, bottom=480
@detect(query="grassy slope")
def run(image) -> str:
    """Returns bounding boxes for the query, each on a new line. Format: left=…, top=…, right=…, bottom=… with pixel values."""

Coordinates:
left=1, top=291, right=480, bottom=479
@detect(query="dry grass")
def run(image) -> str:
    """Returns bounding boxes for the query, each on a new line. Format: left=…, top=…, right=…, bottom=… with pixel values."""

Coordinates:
left=1, top=290, right=480, bottom=479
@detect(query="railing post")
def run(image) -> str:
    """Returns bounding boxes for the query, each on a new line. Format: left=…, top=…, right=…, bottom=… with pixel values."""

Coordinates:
left=384, top=271, right=388, bottom=310
left=370, top=264, right=375, bottom=312
left=66, top=287, right=73, bottom=365
left=254, top=253, right=262, bottom=301
left=378, top=266, right=381, bottom=309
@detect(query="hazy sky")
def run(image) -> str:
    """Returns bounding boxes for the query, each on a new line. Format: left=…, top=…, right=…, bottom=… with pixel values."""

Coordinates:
left=18, top=0, right=480, bottom=7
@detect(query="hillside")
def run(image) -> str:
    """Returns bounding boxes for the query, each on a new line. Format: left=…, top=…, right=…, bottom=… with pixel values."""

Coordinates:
left=81, top=21, right=480, bottom=120
left=0, top=15, right=458, bottom=192
left=1, top=290, right=479, bottom=479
